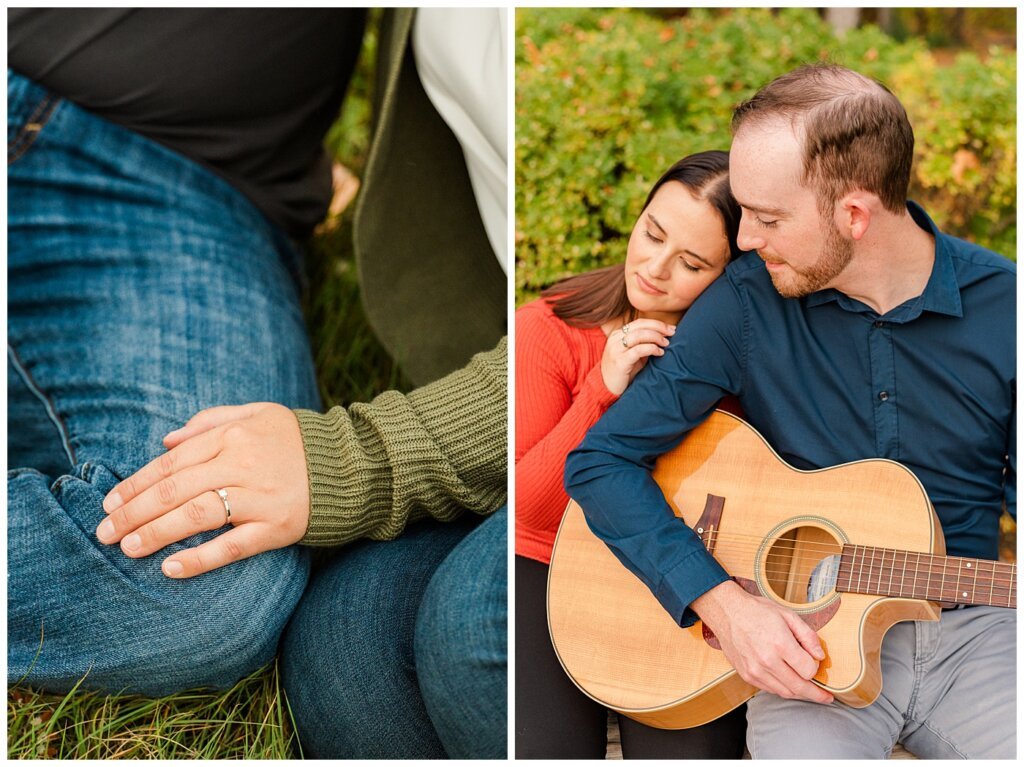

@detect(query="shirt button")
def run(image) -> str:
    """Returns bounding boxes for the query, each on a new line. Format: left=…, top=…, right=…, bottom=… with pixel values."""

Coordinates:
left=873, top=320, right=884, bottom=328
left=879, top=391, right=889, bottom=401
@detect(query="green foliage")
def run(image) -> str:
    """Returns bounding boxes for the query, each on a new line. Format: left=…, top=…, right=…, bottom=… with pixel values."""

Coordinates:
left=885, top=8, right=1016, bottom=48
left=516, top=8, right=1016, bottom=303
left=900, top=50, right=1016, bottom=254
left=324, top=8, right=381, bottom=176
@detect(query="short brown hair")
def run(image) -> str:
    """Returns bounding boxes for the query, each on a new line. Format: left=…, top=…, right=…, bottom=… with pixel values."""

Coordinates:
left=732, top=64, right=914, bottom=216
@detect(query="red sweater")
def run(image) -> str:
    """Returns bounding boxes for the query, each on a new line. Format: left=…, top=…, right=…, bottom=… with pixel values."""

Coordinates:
left=515, top=298, right=617, bottom=564
left=515, top=297, right=744, bottom=565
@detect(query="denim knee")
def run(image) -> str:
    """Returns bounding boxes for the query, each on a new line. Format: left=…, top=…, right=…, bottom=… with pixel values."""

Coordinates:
left=280, top=526, right=464, bottom=759
left=414, top=509, right=507, bottom=758
left=160, top=544, right=311, bottom=693
left=281, top=562, right=433, bottom=759
left=8, top=462, right=310, bottom=696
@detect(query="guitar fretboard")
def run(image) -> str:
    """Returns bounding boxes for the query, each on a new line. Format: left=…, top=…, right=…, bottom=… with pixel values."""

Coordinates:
left=835, top=544, right=1016, bottom=608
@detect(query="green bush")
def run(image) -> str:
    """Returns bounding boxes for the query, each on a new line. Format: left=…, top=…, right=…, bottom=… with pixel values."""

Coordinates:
left=515, top=8, right=1016, bottom=303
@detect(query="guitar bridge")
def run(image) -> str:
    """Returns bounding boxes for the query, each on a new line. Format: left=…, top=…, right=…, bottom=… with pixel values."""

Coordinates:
left=694, top=494, right=726, bottom=555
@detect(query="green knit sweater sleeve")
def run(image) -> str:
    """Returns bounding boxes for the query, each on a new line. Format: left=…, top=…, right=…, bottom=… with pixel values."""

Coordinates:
left=293, top=337, right=507, bottom=546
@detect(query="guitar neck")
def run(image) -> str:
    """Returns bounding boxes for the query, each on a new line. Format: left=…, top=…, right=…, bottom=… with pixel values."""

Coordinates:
left=835, top=544, right=1016, bottom=608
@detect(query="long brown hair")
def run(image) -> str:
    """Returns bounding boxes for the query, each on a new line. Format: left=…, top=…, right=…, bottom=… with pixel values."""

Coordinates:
left=542, top=151, right=742, bottom=328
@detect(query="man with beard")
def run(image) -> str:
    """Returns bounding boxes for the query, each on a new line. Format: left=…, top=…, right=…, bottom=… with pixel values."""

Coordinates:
left=565, top=64, right=1015, bottom=758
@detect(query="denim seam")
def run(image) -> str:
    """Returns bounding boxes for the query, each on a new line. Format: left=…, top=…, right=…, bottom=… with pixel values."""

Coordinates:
left=905, top=619, right=939, bottom=721
left=908, top=717, right=969, bottom=759
left=904, top=622, right=923, bottom=721
left=8, top=94, right=61, bottom=166
left=7, top=344, right=77, bottom=468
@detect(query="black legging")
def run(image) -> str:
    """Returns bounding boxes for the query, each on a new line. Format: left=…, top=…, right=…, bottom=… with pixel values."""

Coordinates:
left=515, top=555, right=747, bottom=759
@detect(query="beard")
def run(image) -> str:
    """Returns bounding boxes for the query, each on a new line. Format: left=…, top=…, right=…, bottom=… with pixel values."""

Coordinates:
left=767, top=221, right=854, bottom=299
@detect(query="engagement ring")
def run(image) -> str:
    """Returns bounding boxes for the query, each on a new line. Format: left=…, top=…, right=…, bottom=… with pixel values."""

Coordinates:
left=216, top=487, right=232, bottom=525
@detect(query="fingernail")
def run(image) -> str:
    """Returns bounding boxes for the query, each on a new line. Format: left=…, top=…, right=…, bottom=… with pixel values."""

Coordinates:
left=668, top=325, right=676, bottom=333
left=103, top=491, right=123, bottom=513
left=122, top=534, right=141, bottom=552
left=814, top=648, right=825, bottom=660
left=164, top=428, right=180, bottom=440
left=96, top=518, right=115, bottom=542
left=163, top=560, right=184, bottom=578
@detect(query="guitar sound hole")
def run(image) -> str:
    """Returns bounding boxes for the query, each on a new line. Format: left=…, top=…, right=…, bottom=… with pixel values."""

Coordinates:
left=764, top=525, right=843, bottom=605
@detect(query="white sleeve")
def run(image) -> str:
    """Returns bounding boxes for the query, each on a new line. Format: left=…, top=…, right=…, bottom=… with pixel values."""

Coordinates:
left=413, top=8, right=508, bottom=274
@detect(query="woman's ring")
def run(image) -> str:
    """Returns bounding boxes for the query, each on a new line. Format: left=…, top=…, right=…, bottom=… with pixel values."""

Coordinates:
left=216, top=488, right=232, bottom=525
left=621, top=324, right=630, bottom=348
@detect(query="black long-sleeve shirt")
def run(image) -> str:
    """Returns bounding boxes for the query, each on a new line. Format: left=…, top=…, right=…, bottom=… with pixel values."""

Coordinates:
left=9, top=8, right=366, bottom=237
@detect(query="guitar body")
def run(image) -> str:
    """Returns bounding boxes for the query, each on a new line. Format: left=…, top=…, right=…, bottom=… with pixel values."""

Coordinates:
left=547, top=410, right=944, bottom=729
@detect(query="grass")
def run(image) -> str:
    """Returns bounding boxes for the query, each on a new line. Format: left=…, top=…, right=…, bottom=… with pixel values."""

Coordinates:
left=8, top=662, right=298, bottom=759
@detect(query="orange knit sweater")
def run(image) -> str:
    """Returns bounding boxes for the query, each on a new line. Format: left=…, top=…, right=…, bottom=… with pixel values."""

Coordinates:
left=515, top=298, right=617, bottom=564
left=515, top=297, right=744, bottom=564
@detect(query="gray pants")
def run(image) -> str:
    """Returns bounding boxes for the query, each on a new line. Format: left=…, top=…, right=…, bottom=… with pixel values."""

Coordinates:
left=746, top=606, right=1016, bottom=759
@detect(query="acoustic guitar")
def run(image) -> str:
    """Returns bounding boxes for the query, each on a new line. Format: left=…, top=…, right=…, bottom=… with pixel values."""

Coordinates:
left=547, top=410, right=1016, bottom=729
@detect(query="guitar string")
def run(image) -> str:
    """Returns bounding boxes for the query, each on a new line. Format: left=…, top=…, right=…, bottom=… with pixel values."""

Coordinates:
left=724, top=564, right=1014, bottom=593
left=728, top=568, right=1013, bottom=593
left=678, top=530, right=1017, bottom=570
left=700, top=536, right=1011, bottom=577
left=690, top=554, right=1014, bottom=600
left=673, top=534, right=1016, bottom=596
left=685, top=534, right=1014, bottom=574
left=579, top=523, right=1016, bottom=593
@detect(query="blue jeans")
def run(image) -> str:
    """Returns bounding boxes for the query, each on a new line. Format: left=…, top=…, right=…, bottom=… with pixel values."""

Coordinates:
left=282, top=507, right=508, bottom=759
left=7, top=70, right=320, bottom=696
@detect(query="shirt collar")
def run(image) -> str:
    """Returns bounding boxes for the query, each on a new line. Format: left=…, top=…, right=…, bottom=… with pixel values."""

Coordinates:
left=804, top=201, right=963, bottom=319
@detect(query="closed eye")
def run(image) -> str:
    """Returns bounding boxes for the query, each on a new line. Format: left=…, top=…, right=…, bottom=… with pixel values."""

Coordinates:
left=755, top=217, right=778, bottom=229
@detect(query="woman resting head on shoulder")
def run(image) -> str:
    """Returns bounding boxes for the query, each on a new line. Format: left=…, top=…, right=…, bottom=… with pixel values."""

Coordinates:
left=514, top=149, right=747, bottom=759
left=545, top=149, right=743, bottom=395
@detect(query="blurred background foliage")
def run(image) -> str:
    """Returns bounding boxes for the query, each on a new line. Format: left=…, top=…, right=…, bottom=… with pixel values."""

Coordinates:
left=515, top=7, right=1016, bottom=304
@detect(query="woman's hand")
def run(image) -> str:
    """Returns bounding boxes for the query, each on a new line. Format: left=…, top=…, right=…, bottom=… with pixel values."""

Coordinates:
left=95, top=403, right=310, bottom=578
left=601, top=319, right=675, bottom=396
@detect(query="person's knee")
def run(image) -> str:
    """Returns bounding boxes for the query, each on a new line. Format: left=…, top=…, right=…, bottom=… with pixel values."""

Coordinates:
left=415, top=512, right=506, bottom=682
left=746, top=694, right=895, bottom=759
left=414, top=512, right=507, bottom=757
left=280, top=551, right=414, bottom=758
left=8, top=462, right=310, bottom=696
left=164, top=544, right=310, bottom=691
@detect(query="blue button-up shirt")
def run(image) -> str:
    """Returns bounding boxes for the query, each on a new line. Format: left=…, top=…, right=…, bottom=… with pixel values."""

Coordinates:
left=564, top=203, right=1016, bottom=626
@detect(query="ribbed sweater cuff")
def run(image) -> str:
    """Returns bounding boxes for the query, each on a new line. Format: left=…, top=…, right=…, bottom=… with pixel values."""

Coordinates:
left=294, top=338, right=507, bottom=547
left=582, top=363, right=619, bottom=410
left=294, top=407, right=393, bottom=546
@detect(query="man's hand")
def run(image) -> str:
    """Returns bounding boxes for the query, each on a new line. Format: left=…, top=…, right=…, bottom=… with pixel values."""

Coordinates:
left=692, top=580, right=834, bottom=704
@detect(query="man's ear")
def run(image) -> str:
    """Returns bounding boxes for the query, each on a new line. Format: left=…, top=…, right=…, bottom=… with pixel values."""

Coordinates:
left=838, top=192, right=873, bottom=241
